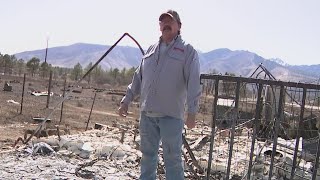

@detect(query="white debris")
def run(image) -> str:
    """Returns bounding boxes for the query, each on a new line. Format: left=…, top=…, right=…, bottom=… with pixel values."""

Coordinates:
left=0, top=127, right=142, bottom=179
left=1, top=123, right=319, bottom=179
left=31, top=91, right=53, bottom=96
left=6, top=99, right=20, bottom=105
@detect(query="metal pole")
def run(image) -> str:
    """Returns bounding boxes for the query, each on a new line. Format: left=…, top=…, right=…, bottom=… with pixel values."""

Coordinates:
left=268, top=85, right=285, bottom=180
left=86, top=92, right=97, bottom=131
left=44, top=37, right=49, bottom=63
left=23, top=33, right=145, bottom=145
left=20, top=73, right=26, bottom=114
left=46, top=71, right=52, bottom=108
left=247, top=83, right=263, bottom=179
left=182, top=134, right=204, bottom=174
left=312, top=130, right=320, bottom=180
left=206, top=79, right=219, bottom=179
left=290, top=88, right=306, bottom=180
left=226, top=81, right=241, bottom=179
left=59, top=77, right=67, bottom=125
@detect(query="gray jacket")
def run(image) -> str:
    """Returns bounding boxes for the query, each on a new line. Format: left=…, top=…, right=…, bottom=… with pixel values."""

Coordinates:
left=121, top=35, right=201, bottom=120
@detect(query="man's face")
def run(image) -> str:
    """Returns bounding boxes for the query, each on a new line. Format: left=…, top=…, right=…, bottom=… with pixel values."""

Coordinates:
left=159, top=15, right=180, bottom=37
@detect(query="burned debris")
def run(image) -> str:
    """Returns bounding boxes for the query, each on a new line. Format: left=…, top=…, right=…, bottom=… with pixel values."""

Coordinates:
left=3, top=81, right=12, bottom=92
left=199, top=73, right=320, bottom=179
left=1, top=122, right=144, bottom=179
left=1, top=62, right=320, bottom=179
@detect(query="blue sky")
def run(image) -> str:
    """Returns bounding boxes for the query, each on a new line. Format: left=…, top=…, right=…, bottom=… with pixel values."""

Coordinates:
left=1, top=0, right=319, bottom=65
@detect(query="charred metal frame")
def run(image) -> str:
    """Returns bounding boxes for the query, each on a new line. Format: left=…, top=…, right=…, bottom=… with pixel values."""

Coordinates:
left=201, top=74, right=320, bottom=180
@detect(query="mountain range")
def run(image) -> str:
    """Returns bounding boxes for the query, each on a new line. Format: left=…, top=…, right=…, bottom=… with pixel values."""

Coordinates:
left=14, top=43, right=320, bottom=82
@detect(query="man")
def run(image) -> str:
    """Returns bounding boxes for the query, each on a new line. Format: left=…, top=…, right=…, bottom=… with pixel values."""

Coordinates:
left=118, top=9, right=201, bottom=180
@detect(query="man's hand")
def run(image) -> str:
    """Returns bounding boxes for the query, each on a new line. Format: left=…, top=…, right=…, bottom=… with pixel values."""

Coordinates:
left=118, top=103, right=129, bottom=117
left=185, top=113, right=196, bottom=129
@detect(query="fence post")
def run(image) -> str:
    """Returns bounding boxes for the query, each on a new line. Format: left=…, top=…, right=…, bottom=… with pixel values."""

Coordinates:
left=226, top=81, right=241, bottom=179
left=86, top=92, right=97, bottom=131
left=206, top=79, right=219, bottom=179
left=247, top=83, right=263, bottom=179
left=268, top=85, right=285, bottom=180
left=20, top=73, right=26, bottom=114
left=290, top=88, right=306, bottom=180
left=59, top=77, right=67, bottom=125
left=312, top=129, right=320, bottom=180
left=46, top=71, right=53, bottom=108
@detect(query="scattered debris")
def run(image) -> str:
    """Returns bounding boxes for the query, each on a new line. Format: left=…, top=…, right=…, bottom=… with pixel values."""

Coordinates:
left=6, top=99, right=20, bottom=105
left=31, top=91, right=53, bottom=96
left=22, top=123, right=70, bottom=143
left=71, top=88, right=82, bottom=93
left=9, top=80, right=20, bottom=83
left=25, top=142, right=56, bottom=155
left=2, top=120, right=320, bottom=179
left=1, top=125, right=142, bottom=179
left=62, top=86, right=82, bottom=93
left=33, top=117, right=52, bottom=123
left=3, top=81, right=12, bottom=91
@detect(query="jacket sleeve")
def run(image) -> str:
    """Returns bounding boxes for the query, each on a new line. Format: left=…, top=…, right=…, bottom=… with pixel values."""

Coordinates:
left=184, top=47, right=201, bottom=114
left=121, top=63, right=142, bottom=105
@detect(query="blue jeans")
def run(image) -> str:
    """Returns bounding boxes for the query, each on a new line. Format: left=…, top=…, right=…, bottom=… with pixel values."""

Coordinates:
left=139, top=112, right=184, bottom=180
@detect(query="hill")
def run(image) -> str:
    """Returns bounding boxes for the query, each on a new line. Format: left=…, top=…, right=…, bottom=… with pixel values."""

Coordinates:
left=14, top=43, right=320, bottom=82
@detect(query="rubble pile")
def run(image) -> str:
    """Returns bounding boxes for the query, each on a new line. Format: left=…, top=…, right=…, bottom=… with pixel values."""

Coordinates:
left=0, top=123, right=319, bottom=179
left=0, top=127, right=141, bottom=179
left=185, top=126, right=320, bottom=179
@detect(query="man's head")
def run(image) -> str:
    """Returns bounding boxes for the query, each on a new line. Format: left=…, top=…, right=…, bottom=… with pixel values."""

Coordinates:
left=159, top=10, right=181, bottom=42
left=159, top=10, right=181, bottom=25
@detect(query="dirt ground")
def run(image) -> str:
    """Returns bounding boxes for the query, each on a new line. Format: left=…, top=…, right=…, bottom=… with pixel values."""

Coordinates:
left=0, top=73, right=217, bottom=152
left=0, top=74, right=141, bottom=150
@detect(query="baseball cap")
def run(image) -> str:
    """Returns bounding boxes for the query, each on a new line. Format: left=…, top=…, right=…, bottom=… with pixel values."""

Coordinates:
left=159, top=10, right=181, bottom=24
